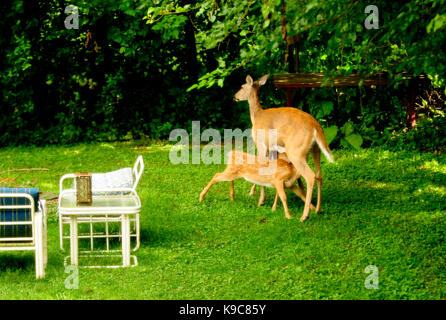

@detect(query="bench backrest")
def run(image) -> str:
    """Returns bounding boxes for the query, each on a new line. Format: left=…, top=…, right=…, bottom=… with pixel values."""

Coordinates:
left=0, top=188, right=39, bottom=239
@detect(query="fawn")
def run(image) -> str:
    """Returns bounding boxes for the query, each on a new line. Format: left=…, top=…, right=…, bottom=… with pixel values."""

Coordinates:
left=199, top=150, right=315, bottom=219
left=248, top=150, right=306, bottom=209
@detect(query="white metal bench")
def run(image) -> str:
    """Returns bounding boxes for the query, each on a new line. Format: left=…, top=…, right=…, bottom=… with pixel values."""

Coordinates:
left=0, top=188, right=47, bottom=279
left=58, top=156, right=144, bottom=268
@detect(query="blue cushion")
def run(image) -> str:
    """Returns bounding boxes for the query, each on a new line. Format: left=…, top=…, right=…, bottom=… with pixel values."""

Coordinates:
left=0, top=188, right=40, bottom=238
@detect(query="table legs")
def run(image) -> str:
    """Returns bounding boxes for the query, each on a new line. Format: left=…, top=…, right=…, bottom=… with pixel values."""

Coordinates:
left=70, top=216, right=78, bottom=266
left=67, top=214, right=133, bottom=267
left=121, top=214, right=131, bottom=267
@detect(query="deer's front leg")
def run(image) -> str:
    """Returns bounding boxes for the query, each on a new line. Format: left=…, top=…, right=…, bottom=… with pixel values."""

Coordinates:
left=273, top=179, right=291, bottom=219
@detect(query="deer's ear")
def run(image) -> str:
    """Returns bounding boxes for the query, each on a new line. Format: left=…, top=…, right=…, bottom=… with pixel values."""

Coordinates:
left=246, top=75, right=254, bottom=86
left=258, top=74, right=269, bottom=86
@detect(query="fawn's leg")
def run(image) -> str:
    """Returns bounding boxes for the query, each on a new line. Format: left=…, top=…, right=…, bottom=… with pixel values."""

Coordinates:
left=289, top=185, right=316, bottom=210
left=199, top=172, right=236, bottom=202
left=297, top=178, right=305, bottom=194
left=230, top=181, right=234, bottom=200
left=272, top=192, right=279, bottom=211
left=249, top=184, right=256, bottom=196
left=257, top=186, right=266, bottom=207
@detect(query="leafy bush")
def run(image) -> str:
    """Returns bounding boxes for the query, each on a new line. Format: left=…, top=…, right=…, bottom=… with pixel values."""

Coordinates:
left=387, top=114, right=446, bottom=153
left=0, top=0, right=444, bottom=154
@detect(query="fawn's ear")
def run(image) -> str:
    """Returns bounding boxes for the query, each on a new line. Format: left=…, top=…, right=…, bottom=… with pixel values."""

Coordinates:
left=246, top=75, right=254, bottom=86
left=258, top=74, right=269, bottom=86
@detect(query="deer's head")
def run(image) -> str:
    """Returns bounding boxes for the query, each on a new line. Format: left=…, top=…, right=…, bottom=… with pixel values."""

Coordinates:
left=233, top=74, right=269, bottom=101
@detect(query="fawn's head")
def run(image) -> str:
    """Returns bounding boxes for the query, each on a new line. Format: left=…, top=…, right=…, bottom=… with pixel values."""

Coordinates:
left=234, top=74, right=269, bottom=101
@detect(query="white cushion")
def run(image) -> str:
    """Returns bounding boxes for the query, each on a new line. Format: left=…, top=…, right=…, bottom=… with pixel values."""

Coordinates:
left=92, top=168, right=134, bottom=190
left=72, top=168, right=134, bottom=193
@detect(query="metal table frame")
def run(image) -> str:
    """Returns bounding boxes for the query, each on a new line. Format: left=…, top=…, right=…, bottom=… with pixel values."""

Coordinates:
left=58, top=156, right=144, bottom=268
left=59, top=189, right=141, bottom=268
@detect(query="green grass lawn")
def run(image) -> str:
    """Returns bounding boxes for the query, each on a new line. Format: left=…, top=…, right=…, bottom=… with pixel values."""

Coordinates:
left=0, top=142, right=444, bottom=299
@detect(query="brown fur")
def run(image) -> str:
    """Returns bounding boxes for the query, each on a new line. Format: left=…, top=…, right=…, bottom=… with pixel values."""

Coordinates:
left=234, top=75, right=333, bottom=222
left=199, top=151, right=315, bottom=219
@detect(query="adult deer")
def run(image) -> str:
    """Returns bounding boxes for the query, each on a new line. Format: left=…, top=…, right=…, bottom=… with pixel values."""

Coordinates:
left=234, top=74, right=334, bottom=222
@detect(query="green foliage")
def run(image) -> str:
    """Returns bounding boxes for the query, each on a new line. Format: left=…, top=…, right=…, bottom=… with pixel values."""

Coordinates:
left=0, top=0, right=247, bottom=146
left=144, top=0, right=446, bottom=88
left=0, top=0, right=445, bottom=153
left=315, top=101, right=334, bottom=119
left=143, top=0, right=445, bottom=153
left=388, top=114, right=446, bottom=153
left=323, top=125, right=338, bottom=146
left=340, top=121, right=364, bottom=151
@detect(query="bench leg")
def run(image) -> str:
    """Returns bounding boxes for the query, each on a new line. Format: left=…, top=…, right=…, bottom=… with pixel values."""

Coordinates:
left=43, top=202, right=48, bottom=269
left=35, top=211, right=45, bottom=279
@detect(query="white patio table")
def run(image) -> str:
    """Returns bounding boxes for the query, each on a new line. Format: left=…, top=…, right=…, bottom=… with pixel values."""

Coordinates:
left=58, top=188, right=141, bottom=268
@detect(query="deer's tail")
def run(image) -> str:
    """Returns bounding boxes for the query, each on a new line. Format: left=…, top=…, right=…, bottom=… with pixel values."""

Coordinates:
left=314, top=126, right=334, bottom=163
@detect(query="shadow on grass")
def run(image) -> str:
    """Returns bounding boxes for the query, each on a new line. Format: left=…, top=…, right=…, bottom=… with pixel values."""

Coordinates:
left=0, top=253, right=34, bottom=272
left=322, top=182, right=445, bottom=214
left=335, top=155, right=446, bottom=188
left=266, top=154, right=446, bottom=219
left=140, top=225, right=189, bottom=248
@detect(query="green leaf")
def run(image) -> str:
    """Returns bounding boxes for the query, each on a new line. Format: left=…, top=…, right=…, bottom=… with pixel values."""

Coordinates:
left=187, top=84, right=198, bottom=92
left=321, top=101, right=334, bottom=116
left=316, top=101, right=334, bottom=118
left=341, top=122, right=354, bottom=136
left=344, top=134, right=363, bottom=150
left=348, top=32, right=356, bottom=42
left=324, top=125, right=338, bottom=145
left=427, top=14, right=446, bottom=33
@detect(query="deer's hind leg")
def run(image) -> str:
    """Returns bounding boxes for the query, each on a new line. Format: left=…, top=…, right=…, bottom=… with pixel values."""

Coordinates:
left=311, top=145, right=322, bottom=213
left=286, top=144, right=316, bottom=222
